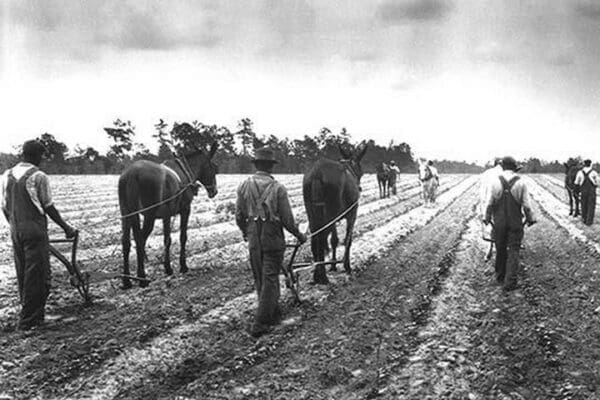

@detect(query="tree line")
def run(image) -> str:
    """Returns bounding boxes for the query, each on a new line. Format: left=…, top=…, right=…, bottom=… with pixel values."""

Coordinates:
left=1, top=117, right=486, bottom=175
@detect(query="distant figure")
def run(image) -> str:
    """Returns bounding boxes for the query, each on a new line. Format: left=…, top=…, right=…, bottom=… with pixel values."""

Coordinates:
left=375, top=162, right=391, bottom=198
left=480, top=158, right=502, bottom=261
left=574, top=159, right=598, bottom=225
left=1, top=140, right=77, bottom=330
left=419, top=159, right=439, bottom=205
left=483, top=156, right=536, bottom=291
left=389, top=161, right=400, bottom=195
left=235, top=147, right=306, bottom=338
left=428, top=160, right=440, bottom=201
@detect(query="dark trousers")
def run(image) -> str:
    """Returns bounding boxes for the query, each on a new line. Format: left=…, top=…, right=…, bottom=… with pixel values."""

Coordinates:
left=11, top=232, right=51, bottom=328
left=494, top=227, right=523, bottom=290
left=581, top=189, right=596, bottom=225
left=249, top=247, right=284, bottom=334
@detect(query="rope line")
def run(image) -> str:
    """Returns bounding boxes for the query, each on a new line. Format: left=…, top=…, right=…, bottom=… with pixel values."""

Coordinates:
left=306, top=199, right=360, bottom=240
left=120, top=181, right=199, bottom=219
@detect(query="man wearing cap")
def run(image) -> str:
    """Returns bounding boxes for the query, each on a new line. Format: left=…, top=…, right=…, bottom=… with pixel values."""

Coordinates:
left=1, top=140, right=77, bottom=330
left=483, top=156, right=536, bottom=291
left=235, top=146, right=307, bottom=337
left=389, top=161, right=400, bottom=195
left=574, top=159, right=598, bottom=225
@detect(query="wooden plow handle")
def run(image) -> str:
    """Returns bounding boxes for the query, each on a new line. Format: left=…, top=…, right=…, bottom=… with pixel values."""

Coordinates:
left=49, top=231, right=92, bottom=305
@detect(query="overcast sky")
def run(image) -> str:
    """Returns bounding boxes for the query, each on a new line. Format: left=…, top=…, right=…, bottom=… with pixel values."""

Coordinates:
left=2, top=0, right=600, bottom=163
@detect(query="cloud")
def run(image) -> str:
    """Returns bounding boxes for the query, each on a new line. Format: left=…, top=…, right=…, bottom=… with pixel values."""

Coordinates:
left=377, top=0, right=453, bottom=23
left=574, top=1, right=600, bottom=20
left=10, top=0, right=222, bottom=54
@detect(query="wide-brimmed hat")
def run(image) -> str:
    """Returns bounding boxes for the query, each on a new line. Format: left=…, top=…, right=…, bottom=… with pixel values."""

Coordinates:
left=501, top=156, right=520, bottom=171
left=252, top=146, right=279, bottom=163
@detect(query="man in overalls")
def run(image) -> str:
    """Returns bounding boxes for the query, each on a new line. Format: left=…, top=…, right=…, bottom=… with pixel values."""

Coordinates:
left=1, top=140, right=76, bottom=330
left=483, top=156, right=536, bottom=291
left=235, top=147, right=306, bottom=337
left=574, top=159, right=598, bottom=225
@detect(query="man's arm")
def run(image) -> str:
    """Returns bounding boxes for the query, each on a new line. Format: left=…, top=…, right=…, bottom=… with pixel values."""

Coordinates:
left=574, top=171, right=584, bottom=187
left=44, top=205, right=77, bottom=238
left=277, top=186, right=306, bottom=242
left=235, top=184, right=248, bottom=240
left=520, top=183, right=536, bottom=225
left=37, top=173, right=76, bottom=237
left=483, top=181, right=497, bottom=224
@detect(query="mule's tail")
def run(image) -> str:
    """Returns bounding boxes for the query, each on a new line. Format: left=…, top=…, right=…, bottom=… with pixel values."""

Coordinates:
left=118, top=173, right=143, bottom=244
left=305, top=177, right=329, bottom=257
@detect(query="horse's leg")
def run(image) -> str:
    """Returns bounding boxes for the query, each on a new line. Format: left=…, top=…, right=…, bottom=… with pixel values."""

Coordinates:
left=567, top=189, right=573, bottom=215
left=121, top=218, right=132, bottom=289
left=132, top=214, right=149, bottom=287
left=575, top=192, right=581, bottom=217
left=141, top=212, right=156, bottom=262
left=179, top=206, right=190, bottom=273
left=330, top=226, right=339, bottom=272
left=343, top=212, right=357, bottom=274
left=162, top=216, right=173, bottom=276
left=485, top=241, right=494, bottom=261
left=312, top=229, right=329, bottom=284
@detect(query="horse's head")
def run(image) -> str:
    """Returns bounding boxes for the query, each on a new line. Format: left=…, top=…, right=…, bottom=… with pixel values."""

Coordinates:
left=186, top=141, right=219, bottom=198
left=338, top=141, right=368, bottom=187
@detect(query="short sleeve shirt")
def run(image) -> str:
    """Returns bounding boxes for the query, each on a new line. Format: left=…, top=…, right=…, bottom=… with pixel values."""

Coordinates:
left=1, top=162, right=53, bottom=215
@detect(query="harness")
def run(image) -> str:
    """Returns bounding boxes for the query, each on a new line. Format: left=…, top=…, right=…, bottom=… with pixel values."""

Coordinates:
left=341, top=159, right=359, bottom=180
left=246, top=178, right=276, bottom=222
left=497, top=175, right=522, bottom=229
left=421, top=165, right=433, bottom=182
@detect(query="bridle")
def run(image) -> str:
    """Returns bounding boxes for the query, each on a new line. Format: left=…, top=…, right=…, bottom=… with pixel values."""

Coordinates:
left=175, top=153, right=216, bottom=194
left=341, top=158, right=362, bottom=191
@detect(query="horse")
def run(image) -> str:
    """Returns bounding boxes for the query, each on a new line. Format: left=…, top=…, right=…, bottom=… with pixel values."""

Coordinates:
left=418, top=159, right=437, bottom=205
left=564, top=160, right=581, bottom=217
left=376, top=162, right=391, bottom=198
left=118, top=142, right=219, bottom=288
left=303, top=142, right=368, bottom=284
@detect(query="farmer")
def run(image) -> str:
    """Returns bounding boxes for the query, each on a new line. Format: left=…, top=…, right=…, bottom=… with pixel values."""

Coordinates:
left=235, top=146, right=307, bottom=338
left=574, top=159, right=598, bottom=225
left=389, top=160, right=400, bottom=195
left=1, top=140, right=77, bottom=330
left=483, top=156, right=536, bottom=291
left=427, top=160, right=440, bottom=203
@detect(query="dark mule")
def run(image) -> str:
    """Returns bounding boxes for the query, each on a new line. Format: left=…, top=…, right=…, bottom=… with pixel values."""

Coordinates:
left=376, top=162, right=391, bottom=198
left=118, top=142, right=219, bottom=288
left=564, top=160, right=581, bottom=217
left=303, top=142, right=368, bottom=284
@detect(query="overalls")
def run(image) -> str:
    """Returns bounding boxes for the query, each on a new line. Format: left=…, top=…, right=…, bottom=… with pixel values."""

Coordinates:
left=244, top=177, right=285, bottom=334
left=6, top=167, right=51, bottom=329
left=580, top=170, right=597, bottom=225
left=492, top=176, right=523, bottom=289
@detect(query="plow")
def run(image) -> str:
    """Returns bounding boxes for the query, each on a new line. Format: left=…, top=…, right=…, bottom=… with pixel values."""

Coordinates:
left=48, top=230, right=150, bottom=305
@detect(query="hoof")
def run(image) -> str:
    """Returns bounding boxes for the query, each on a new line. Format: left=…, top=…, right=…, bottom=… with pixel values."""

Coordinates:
left=329, top=264, right=337, bottom=272
left=165, top=268, right=173, bottom=276
left=121, top=280, right=132, bottom=290
left=139, top=279, right=149, bottom=288
left=312, top=278, right=329, bottom=285
left=180, top=266, right=189, bottom=274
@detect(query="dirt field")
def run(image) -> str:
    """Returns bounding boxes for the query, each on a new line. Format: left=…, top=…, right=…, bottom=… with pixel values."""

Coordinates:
left=1, top=173, right=599, bottom=399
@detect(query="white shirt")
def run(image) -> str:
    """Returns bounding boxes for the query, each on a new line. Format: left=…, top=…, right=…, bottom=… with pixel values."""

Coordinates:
left=574, top=166, right=599, bottom=187
left=479, top=165, right=503, bottom=215
left=1, top=162, right=53, bottom=216
left=483, top=170, right=535, bottom=223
